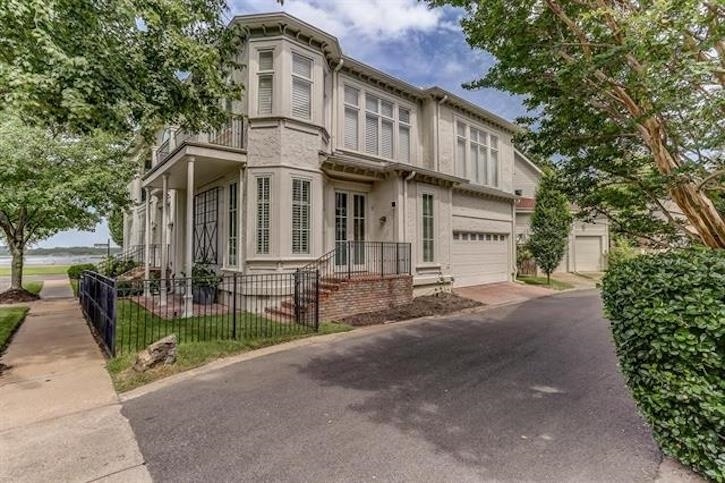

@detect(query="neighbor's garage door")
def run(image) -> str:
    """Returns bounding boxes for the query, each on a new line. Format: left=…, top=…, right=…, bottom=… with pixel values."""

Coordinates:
left=575, top=236, right=602, bottom=272
left=452, top=231, right=509, bottom=287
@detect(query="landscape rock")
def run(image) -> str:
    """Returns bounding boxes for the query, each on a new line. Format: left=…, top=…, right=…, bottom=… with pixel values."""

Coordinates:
left=132, top=335, right=177, bottom=372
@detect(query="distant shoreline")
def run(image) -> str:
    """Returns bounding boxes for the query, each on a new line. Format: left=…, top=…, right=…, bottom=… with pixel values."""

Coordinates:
left=0, top=246, right=121, bottom=257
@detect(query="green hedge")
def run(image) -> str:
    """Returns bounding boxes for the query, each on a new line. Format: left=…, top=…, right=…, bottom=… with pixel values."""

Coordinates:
left=67, top=263, right=97, bottom=280
left=602, top=248, right=724, bottom=481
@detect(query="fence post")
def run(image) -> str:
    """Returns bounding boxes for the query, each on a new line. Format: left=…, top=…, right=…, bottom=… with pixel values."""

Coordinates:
left=109, top=277, right=117, bottom=357
left=294, top=269, right=301, bottom=324
left=232, top=272, right=238, bottom=339
left=315, top=269, right=320, bottom=331
left=396, top=244, right=400, bottom=275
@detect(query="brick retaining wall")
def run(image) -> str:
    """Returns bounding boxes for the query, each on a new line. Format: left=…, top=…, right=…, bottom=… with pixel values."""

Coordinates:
left=320, top=275, right=413, bottom=321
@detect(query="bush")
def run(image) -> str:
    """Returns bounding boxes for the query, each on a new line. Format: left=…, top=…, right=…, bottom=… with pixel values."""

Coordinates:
left=606, top=237, right=640, bottom=269
left=601, top=248, right=725, bottom=480
left=101, top=257, right=138, bottom=278
left=67, top=263, right=97, bottom=280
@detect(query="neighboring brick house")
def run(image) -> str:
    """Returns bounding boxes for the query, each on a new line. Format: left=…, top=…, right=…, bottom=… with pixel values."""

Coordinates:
left=513, top=151, right=610, bottom=272
left=122, top=12, right=606, bottom=319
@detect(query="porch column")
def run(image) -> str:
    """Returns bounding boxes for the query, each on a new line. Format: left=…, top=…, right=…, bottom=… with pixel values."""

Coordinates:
left=184, top=157, right=195, bottom=317
left=160, top=174, right=169, bottom=306
left=143, top=187, right=151, bottom=297
left=238, top=166, right=244, bottom=271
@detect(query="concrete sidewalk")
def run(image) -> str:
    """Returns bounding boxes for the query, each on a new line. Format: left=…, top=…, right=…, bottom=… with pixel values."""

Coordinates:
left=0, top=299, right=150, bottom=482
left=455, top=281, right=555, bottom=306
left=39, top=277, right=74, bottom=299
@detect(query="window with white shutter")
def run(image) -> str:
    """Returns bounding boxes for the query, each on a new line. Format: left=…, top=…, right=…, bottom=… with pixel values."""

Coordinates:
left=291, top=53, right=312, bottom=119
left=422, top=194, right=434, bottom=262
left=457, top=121, right=499, bottom=187
left=256, top=177, right=270, bottom=254
left=291, top=178, right=311, bottom=254
left=381, top=119, right=393, bottom=158
left=257, top=51, right=274, bottom=115
left=489, top=135, right=499, bottom=187
left=228, top=183, right=238, bottom=267
left=399, top=108, right=411, bottom=163
left=365, top=114, right=378, bottom=155
left=343, top=85, right=359, bottom=149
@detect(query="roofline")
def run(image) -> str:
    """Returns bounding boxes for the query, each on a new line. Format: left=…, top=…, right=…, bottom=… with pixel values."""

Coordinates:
left=231, top=12, right=519, bottom=133
left=514, top=148, right=543, bottom=175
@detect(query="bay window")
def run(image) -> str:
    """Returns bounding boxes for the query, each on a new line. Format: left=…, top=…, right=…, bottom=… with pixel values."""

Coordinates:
left=455, top=120, right=500, bottom=188
left=291, top=53, right=313, bottom=120
left=256, top=177, right=270, bottom=254
left=291, top=178, right=311, bottom=254
left=257, top=50, right=274, bottom=115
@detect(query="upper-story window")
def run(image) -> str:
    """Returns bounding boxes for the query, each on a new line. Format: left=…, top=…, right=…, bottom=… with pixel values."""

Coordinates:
left=455, top=120, right=500, bottom=188
left=291, top=53, right=313, bottom=120
left=344, top=85, right=412, bottom=162
left=257, top=50, right=274, bottom=115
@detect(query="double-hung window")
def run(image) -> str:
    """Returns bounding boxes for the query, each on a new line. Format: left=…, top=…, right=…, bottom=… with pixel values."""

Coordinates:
left=365, top=94, right=395, bottom=157
left=257, top=50, right=274, bottom=115
left=291, top=53, right=313, bottom=120
left=398, top=108, right=411, bottom=163
left=256, top=177, right=271, bottom=254
left=422, top=194, right=434, bottom=262
left=227, top=183, right=238, bottom=267
left=455, top=120, right=500, bottom=188
left=344, top=86, right=359, bottom=149
left=291, top=178, right=311, bottom=254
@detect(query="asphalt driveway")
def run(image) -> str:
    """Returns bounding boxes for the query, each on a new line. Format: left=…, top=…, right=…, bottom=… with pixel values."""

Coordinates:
left=122, top=289, right=661, bottom=482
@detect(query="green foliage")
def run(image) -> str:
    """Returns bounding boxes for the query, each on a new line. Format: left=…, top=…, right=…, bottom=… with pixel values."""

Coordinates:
left=191, top=262, right=220, bottom=288
left=427, top=0, right=724, bottom=246
left=528, top=172, right=572, bottom=281
left=0, top=0, right=243, bottom=138
left=101, top=258, right=138, bottom=278
left=606, top=237, right=640, bottom=269
left=67, top=263, right=97, bottom=280
left=602, top=249, right=725, bottom=480
left=0, top=306, right=28, bottom=351
left=108, top=209, right=124, bottom=247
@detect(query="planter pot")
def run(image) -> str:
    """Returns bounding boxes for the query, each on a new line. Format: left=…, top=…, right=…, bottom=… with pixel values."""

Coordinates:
left=192, top=285, right=216, bottom=305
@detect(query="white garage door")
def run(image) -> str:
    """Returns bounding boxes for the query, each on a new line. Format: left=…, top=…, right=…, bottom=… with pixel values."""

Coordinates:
left=575, top=236, right=602, bottom=272
left=452, top=231, right=509, bottom=287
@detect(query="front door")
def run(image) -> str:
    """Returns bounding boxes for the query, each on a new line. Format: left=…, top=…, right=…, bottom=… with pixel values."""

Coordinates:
left=334, top=191, right=366, bottom=271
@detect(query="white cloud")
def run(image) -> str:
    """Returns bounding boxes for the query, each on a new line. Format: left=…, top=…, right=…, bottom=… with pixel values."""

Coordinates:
left=230, top=0, right=445, bottom=41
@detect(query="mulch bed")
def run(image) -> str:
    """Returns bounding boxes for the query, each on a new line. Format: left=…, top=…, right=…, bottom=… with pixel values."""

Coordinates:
left=341, top=292, right=482, bottom=326
left=0, top=288, right=39, bottom=304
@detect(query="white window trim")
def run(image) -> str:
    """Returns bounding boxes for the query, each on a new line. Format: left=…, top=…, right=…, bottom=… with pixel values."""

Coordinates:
left=454, top=117, right=501, bottom=188
left=421, top=191, right=435, bottom=263
left=255, top=175, right=272, bottom=255
left=291, top=176, right=312, bottom=255
left=291, top=51, right=314, bottom=121
left=226, top=181, right=239, bottom=268
left=341, top=80, right=415, bottom=162
left=256, top=48, right=275, bottom=116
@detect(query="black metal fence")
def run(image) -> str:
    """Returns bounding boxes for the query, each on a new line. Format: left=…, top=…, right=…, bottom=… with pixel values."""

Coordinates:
left=79, top=270, right=320, bottom=356
left=304, top=241, right=412, bottom=281
left=79, top=271, right=117, bottom=356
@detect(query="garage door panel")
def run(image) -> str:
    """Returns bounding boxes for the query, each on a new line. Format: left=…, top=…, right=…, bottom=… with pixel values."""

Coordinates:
left=575, top=236, right=602, bottom=272
left=452, top=232, right=509, bottom=287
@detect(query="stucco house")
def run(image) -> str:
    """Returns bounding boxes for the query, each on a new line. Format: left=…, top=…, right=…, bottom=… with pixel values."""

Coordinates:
left=513, top=151, right=610, bottom=272
left=123, top=12, right=607, bottom=310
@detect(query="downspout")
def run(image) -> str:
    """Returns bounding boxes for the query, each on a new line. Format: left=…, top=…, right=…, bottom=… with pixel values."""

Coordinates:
left=433, top=95, right=448, bottom=171
left=330, top=58, right=344, bottom=152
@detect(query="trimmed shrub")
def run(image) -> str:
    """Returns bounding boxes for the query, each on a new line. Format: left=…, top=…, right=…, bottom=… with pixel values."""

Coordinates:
left=67, top=263, right=97, bottom=280
left=602, top=248, right=725, bottom=480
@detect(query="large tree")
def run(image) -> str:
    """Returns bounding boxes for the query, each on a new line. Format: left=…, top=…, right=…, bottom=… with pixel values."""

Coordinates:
left=0, top=0, right=244, bottom=297
left=0, top=0, right=243, bottom=138
left=528, top=171, right=573, bottom=283
left=0, top=117, right=136, bottom=298
left=430, top=0, right=725, bottom=248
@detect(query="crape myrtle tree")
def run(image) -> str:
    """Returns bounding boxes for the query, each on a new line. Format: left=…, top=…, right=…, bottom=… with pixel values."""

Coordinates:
left=528, top=170, right=573, bottom=283
left=428, top=0, right=725, bottom=248
left=0, top=0, right=244, bottom=297
left=108, top=209, right=124, bottom=247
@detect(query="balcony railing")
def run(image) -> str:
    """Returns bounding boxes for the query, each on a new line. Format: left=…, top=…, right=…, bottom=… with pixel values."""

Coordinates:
left=154, top=116, right=245, bottom=164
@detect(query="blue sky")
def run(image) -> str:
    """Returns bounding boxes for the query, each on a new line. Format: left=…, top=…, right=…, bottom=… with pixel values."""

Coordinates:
left=41, top=0, right=526, bottom=248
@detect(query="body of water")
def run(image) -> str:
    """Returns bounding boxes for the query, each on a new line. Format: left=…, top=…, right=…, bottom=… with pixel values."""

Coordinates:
left=0, top=255, right=107, bottom=267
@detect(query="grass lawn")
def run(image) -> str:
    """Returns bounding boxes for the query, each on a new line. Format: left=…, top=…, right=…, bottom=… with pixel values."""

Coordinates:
left=0, top=264, right=70, bottom=276
left=0, top=306, right=29, bottom=352
left=108, top=299, right=353, bottom=392
left=23, top=281, right=43, bottom=296
left=517, top=275, right=574, bottom=291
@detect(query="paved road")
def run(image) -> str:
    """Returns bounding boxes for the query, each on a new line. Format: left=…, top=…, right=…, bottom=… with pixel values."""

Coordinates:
left=123, top=290, right=660, bottom=482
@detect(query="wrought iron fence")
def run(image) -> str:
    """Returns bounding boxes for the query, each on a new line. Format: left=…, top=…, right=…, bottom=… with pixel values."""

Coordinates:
left=78, top=270, right=319, bottom=356
left=303, top=241, right=412, bottom=282
left=155, top=116, right=245, bottom=164
left=79, top=271, right=117, bottom=356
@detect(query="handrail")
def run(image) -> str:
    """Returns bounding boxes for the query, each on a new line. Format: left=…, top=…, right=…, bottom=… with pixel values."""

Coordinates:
left=300, top=241, right=411, bottom=281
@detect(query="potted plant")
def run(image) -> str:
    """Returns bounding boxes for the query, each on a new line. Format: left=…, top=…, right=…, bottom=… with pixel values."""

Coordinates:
left=191, top=262, right=220, bottom=305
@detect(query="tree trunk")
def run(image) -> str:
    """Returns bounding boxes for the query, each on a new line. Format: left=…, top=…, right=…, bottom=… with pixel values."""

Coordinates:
left=639, top=118, right=725, bottom=249
left=547, top=272, right=551, bottom=285
left=9, top=243, right=23, bottom=290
